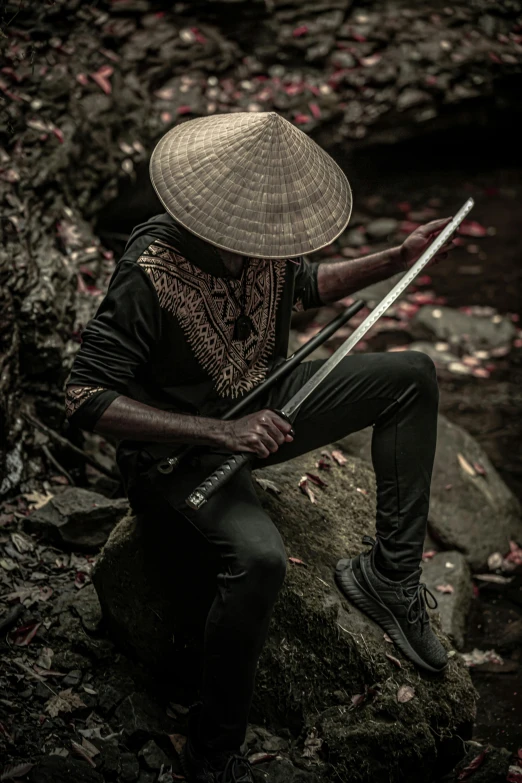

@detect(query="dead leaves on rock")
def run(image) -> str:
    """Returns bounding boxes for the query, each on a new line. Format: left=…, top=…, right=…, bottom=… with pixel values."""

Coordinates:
left=0, top=763, right=35, bottom=781
left=435, top=583, right=455, bottom=594
left=298, top=476, right=316, bottom=503
left=457, top=747, right=490, bottom=780
left=168, top=733, right=187, bottom=755
left=44, top=687, right=85, bottom=717
left=297, top=449, right=348, bottom=503
left=255, top=477, right=282, bottom=495
left=396, top=685, right=415, bottom=703
left=385, top=653, right=402, bottom=668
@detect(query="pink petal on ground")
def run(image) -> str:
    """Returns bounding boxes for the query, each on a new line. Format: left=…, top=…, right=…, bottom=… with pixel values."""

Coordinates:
left=459, top=220, right=488, bottom=237
left=306, top=472, right=328, bottom=487
left=293, top=25, right=309, bottom=37
left=457, top=748, right=489, bottom=780
left=435, top=584, right=455, bottom=594
left=331, top=449, right=347, bottom=466
left=299, top=476, right=316, bottom=503
left=289, top=556, right=307, bottom=566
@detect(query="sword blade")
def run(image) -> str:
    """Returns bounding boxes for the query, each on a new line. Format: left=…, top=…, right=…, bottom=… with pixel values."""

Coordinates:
left=282, top=197, right=474, bottom=420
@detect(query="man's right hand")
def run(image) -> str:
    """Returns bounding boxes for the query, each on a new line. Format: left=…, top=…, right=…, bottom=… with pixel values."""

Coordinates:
left=220, top=409, right=294, bottom=458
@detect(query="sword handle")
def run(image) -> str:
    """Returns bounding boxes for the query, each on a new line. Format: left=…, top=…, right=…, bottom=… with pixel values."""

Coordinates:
left=186, top=452, right=252, bottom=510
left=185, top=409, right=294, bottom=510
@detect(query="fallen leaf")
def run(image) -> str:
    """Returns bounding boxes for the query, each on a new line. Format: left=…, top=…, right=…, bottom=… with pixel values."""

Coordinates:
left=10, top=532, right=34, bottom=554
left=421, top=550, right=436, bottom=561
left=306, top=472, right=328, bottom=487
left=289, top=557, right=307, bottom=566
left=462, top=648, right=503, bottom=667
left=316, top=458, right=331, bottom=471
left=44, top=688, right=86, bottom=717
left=351, top=693, right=366, bottom=707
left=22, top=490, right=53, bottom=510
left=356, top=487, right=368, bottom=496
left=169, top=733, right=187, bottom=755
left=10, top=621, right=41, bottom=646
left=298, top=476, right=316, bottom=504
left=457, top=453, right=477, bottom=477
left=90, top=65, right=113, bottom=95
left=0, top=762, right=35, bottom=780
left=457, top=748, right=490, bottom=780
left=505, top=540, right=522, bottom=566
left=385, top=653, right=402, bottom=668
left=71, top=740, right=97, bottom=768
left=36, top=647, right=54, bottom=670
left=473, top=574, right=513, bottom=585
left=248, top=752, right=277, bottom=765
left=383, top=633, right=393, bottom=644
left=435, top=584, right=454, bottom=594
left=255, top=477, right=281, bottom=495
left=507, top=766, right=522, bottom=783
left=331, top=449, right=347, bottom=466
left=397, top=685, right=415, bottom=703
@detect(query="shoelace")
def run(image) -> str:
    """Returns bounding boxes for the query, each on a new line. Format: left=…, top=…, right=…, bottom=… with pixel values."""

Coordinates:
left=218, top=753, right=253, bottom=783
left=361, top=535, right=439, bottom=627
left=403, top=581, right=438, bottom=626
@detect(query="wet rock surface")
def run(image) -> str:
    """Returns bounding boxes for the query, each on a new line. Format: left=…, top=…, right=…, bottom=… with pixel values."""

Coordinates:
left=93, top=448, right=476, bottom=783
left=338, top=413, right=522, bottom=571
left=421, top=551, right=472, bottom=650
left=25, top=488, right=128, bottom=551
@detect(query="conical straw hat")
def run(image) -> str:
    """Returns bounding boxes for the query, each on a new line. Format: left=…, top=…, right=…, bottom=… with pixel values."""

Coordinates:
left=149, top=112, right=352, bottom=259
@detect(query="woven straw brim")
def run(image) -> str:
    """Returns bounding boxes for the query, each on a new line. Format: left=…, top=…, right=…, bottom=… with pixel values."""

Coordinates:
left=149, top=112, right=352, bottom=258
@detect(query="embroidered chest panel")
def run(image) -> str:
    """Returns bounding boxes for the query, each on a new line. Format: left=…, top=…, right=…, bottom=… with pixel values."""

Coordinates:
left=137, top=240, right=287, bottom=399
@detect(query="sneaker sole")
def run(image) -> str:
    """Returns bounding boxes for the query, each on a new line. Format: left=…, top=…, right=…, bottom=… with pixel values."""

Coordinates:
left=335, top=558, right=448, bottom=674
left=179, top=745, right=196, bottom=783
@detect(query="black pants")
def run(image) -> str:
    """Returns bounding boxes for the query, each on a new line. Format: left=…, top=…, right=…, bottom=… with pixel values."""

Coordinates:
left=133, top=350, right=439, bottom=752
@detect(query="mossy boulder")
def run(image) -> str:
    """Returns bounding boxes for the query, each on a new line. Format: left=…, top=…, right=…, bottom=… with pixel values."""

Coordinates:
left=92, top=449, right=476, bottom=783
left=338, top=413, right=522, bottom=571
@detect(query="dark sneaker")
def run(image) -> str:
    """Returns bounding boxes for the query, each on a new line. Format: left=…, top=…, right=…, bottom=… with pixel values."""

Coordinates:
left=180, top=704, right=254, bottom=783
left=335, top=535, right=448, bottom=673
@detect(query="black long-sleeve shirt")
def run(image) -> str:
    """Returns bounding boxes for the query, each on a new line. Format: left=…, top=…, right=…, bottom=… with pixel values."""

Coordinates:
left=66, top=213, right=322, bottom=488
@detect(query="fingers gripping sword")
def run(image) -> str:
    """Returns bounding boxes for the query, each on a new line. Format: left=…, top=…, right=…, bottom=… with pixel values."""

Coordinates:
left=186, top=197, right=474, bottom=511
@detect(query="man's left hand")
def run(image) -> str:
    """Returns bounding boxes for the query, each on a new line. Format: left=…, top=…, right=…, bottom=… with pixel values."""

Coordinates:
left=399, top=217, right=457, bottom=271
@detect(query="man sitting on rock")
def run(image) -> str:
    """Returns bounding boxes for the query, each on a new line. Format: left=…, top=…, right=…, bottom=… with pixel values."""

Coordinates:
left=66, top=112, right=455, bottom=783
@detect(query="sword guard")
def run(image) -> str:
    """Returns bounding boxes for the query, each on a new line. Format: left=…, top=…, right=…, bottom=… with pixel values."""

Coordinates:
left=270, top=408, right=295, bottom=435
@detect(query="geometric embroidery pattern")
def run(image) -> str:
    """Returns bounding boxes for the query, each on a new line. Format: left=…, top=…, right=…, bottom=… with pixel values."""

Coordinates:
left=137, top=240, right=287, bottom=399
left=65, top=385, right=107, bottom=418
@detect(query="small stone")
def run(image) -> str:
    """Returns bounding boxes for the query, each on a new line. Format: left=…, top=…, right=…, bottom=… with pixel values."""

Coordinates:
left=62, top=669, right=82, bottom=688
left=138, top=739, right=172, bottom=770
left=25, top=488, right=128, bottom=551
left=120, top=753, right=140, bottom=782
left=365, top=217, right=398, bottom=239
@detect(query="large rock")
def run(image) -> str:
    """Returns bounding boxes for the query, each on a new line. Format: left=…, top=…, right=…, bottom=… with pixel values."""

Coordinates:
left=93, top=449, right=476, bottom=783
left=411, top=306, right=516, bottom=352
left=25, top=488, right=128, bottom=550
left=339, top=414, right=522, bottom=571
left=421, top=552, right=472, bottom=650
